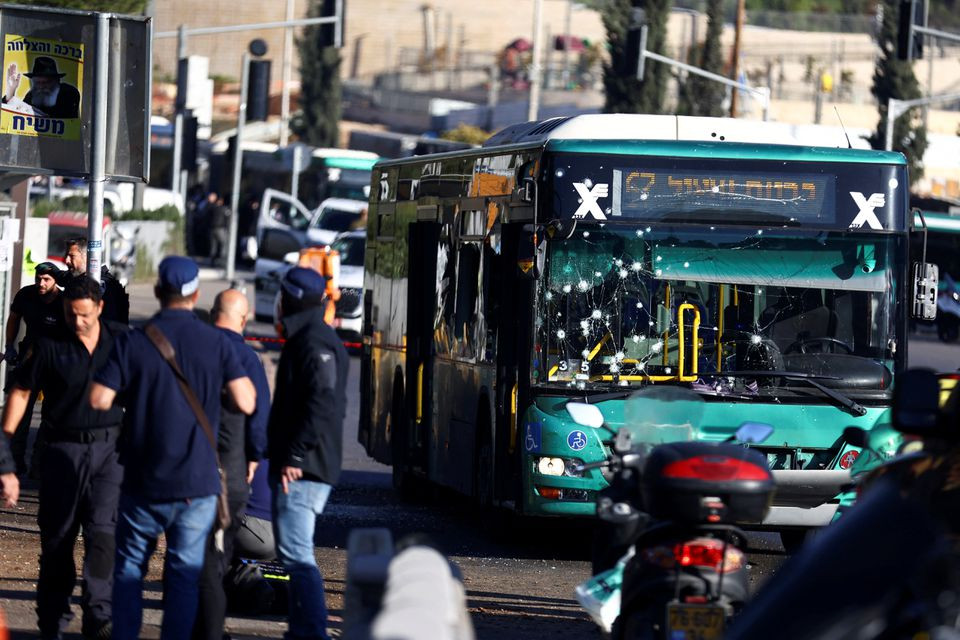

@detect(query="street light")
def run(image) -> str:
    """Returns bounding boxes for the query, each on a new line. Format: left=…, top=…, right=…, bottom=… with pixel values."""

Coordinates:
left=226, top=39, right=268, bottom=282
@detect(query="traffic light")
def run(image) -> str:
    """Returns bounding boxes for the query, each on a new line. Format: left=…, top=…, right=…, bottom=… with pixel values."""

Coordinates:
left=897, top=0, right=924, bottom=61
left=624, top=8, right=646, bottom=78
left=181, top=111, right=198, bottom=172
left=319, top=0, right=340, bottom=48
left=247, top=59, right=271, bottom=122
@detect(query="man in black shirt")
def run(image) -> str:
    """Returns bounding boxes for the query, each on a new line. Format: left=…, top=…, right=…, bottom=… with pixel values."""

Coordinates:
left=2, top=261, right=67, bottom=475
left=64, top=236, right=129, bottom=325
left=1, top=276, right=126, bottom=640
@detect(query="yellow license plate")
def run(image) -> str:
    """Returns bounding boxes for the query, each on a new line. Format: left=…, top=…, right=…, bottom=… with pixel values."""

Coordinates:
left=666, top=603, right=725, bottom=640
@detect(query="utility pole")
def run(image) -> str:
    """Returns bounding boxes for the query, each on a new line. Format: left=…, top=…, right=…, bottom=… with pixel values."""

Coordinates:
left=528, top=0, right=544, bottom=122
left=728, top=0, right=745, bottom=118
left=279, top=0, right=295, bottom=147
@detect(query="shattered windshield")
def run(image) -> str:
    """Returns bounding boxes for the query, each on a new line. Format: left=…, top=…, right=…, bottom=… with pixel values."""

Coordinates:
left=534, top=225, right=901, bottom=399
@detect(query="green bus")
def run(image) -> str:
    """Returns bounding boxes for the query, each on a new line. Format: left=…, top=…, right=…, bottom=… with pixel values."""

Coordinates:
left=357, top=114, right=936, bottom=536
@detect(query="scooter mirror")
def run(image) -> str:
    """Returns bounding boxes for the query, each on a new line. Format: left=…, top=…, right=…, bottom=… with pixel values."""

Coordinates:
left=566, top=402, right=604, bottom=429
left=893, top=368, right=940, bottom=436
left=735, top=421, right=774, bottom=444
left=842, top=426, right=868, bottom=448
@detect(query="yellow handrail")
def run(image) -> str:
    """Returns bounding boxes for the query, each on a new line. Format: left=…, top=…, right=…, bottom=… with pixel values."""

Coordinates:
left=678, top=303, right=701, bottom=382
left=508, top=383, right=519, bottom=454
left=415, top=363, right=424, bottom=424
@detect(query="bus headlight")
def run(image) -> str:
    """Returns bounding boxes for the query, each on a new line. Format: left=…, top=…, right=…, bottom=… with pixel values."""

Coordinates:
left=534, top=457, right=584, bottom=477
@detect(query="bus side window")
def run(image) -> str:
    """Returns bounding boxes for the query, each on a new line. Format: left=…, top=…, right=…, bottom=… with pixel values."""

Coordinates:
left=454, top=243, right=482, bottom=357
left=434, top=227, right=457, bottom=356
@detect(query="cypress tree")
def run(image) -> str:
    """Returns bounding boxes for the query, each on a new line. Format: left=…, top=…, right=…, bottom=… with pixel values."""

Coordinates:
left=677, top=0, right=725, bottom=116
left=292, top=0, right=342, bottom=148
left=603, top=0, right=673, bottom=114
left=868, top=0, right=926, bottom=183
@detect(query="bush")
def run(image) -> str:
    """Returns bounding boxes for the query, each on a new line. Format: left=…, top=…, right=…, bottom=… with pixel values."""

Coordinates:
left=116, top=205, right=181, bottom=222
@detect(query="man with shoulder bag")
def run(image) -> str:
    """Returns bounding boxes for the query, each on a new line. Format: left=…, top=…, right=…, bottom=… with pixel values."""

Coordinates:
left=89, top=256, right=256, bottom=640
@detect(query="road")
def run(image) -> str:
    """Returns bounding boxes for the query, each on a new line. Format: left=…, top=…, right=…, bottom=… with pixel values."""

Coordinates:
left=3, top=273, right=959, bottom=638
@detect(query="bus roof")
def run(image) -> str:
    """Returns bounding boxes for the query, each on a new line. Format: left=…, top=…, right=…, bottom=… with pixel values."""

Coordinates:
left=915, top=211, right=960, bottom=233
left=373, top=114, right=905, bottom=168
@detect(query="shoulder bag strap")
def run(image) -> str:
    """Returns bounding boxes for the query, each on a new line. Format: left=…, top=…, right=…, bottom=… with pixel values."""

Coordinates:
left=144, top=323, right=221, bottom=462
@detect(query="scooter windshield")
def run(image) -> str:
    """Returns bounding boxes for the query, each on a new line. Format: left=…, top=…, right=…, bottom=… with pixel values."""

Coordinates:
left=622, top=386, right=704, bottom=455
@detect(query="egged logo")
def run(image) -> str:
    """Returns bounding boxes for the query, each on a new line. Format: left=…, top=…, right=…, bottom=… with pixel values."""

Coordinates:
left=573, top=182, right=609, bottom=220
left=848, top=192, right=886, bottom=230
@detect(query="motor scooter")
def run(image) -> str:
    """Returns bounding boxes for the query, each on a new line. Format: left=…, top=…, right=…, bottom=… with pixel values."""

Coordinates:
left=109, top=225, right=138, bottom=288
left=572, top=387, right=775, bottom=640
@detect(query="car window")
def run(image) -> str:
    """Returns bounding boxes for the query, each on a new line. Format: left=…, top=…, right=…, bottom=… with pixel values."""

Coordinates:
left=332, top=235, right=366, bottom=267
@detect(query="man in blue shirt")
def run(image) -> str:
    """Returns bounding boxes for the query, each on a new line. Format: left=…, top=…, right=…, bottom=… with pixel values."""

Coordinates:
left=89, top=256, right=256, bottom=640
left=194, top=288, right=270, bottom=640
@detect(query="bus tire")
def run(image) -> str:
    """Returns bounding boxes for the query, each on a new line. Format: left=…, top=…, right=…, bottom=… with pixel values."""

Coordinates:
left=474, top=399, right=493, bottom=509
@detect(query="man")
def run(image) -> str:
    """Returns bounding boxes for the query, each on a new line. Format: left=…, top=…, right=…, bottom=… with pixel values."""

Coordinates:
left=209, top=196, right=231, bottom=267
left=2, top=276, right=125, bottom=640
left=89, top=256, right=256, bottom=639
left=3, top=261, right=67, bottom=475
left=194, top=289, right=270, bottom=640
left=2, top=57, right=81, bottom=119
left=268, top=267, right=348, bottom=640
left=64, top=237, right=129, bottom=325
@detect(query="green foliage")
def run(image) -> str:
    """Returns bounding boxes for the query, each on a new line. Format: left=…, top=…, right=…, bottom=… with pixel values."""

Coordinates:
left=441, top=124, right=490, bottom=145
left=603, top=0, right=672, bottom=115
left=115, top=205, right=181, bottom=222
left=868, top=0, right=927, bottom=184
left=16, top=0, right=148, bottom=13
left=292, top=1, right=342, bottom=147
left=676, top=0, right=725, bottom=117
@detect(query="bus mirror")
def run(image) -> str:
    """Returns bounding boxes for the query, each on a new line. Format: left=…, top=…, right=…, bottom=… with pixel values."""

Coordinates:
left=518, top=224, right=546, bottom=279
left=912, top=262, right=938, bottom=321
left=521, top=176, right=536, bottom=203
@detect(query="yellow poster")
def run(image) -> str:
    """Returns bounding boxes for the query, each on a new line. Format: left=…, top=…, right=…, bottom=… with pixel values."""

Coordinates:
left=0, top=34, right=84, bottom=141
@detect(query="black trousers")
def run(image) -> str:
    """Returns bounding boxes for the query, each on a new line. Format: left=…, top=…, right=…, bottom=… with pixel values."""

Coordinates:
left=9, top=387, right=38, bottom=474
left=37, top=435, right=122, bottom=635
left=192, top=484, right=249, bottom=640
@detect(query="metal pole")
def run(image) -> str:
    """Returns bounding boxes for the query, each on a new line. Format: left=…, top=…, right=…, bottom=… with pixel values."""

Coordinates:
left=885, top=97, right=896, bottom=151
left=226, top=53, right=250, bottom=281
left=335, top=0, right=344, bottom=48
left=171, top=24, right=187, bottom=193
left=291, top=144, right=302, bottom=202
left=527, top=0, right=544, bottom=122
left=640, top=49, right=768, bottom=104
left=922, top=0, right=932, bottom=130
left=87, top=13, right=110, bottom=282
left=562, top=0, right=572, bottom=88
left=280, top=0, right=295, bottom=147
left=155, top=16, right=340, bottom=39
left=729, top=0, right=745, bottom=117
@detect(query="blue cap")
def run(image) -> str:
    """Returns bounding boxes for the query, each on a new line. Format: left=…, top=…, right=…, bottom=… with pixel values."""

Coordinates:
left=281, top=266, right=326, bottom=300
left=157, top=256, right=199, bottom=296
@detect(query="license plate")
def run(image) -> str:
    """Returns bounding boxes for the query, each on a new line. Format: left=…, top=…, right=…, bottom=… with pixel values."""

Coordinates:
left=666, top=603, right=725, bottom=640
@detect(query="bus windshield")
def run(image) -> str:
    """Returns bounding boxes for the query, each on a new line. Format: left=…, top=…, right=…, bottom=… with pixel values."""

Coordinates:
left=535, top=225, right=901, bottom=398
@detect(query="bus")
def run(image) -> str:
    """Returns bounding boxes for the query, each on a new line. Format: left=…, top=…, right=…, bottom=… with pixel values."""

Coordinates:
left=209, top=141, right=378, bottom=210
left=358, top=114, right=935, bottom=538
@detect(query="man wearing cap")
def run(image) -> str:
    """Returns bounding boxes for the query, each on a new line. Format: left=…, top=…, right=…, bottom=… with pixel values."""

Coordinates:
left=89, top=256, right=257, bottom=640
left=2, top=276, right=126, bottom=640
left=63, top=237, right=129, bottom=326
left=268, top=266, right=348, bottom=640
left=193, top=288, right=270, bottom=640
left=3, top=261, right=67, bottom=476
left=3, top=57, right=81, bottom=119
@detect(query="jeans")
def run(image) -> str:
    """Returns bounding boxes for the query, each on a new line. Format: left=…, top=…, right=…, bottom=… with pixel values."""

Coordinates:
left=272, top=479, right=332, bottom=640
left=112, top=493, right=217, bottom=640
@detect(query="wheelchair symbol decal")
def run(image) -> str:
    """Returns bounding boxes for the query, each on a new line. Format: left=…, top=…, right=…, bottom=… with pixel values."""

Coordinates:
left=567, top=430, right=588, bottom=451
left=524, top=422, right=542, bottom=453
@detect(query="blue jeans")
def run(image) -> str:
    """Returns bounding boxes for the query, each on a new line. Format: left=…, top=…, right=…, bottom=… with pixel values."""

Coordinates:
left=272, top=479, right=332, bottom=640
left=112, top=493, right=217, bottom=640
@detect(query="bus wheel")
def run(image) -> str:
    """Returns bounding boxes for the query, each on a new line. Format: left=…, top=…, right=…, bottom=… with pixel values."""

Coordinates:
left=474, top=402, right=493, bottom=509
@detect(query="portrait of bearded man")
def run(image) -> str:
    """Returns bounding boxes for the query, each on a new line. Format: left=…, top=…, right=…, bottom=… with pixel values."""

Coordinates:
left=2, top=55, right=80, bottom=119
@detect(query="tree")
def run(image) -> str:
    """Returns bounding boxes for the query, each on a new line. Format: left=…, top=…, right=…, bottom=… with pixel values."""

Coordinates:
left=18, top=0, right=147, bottom=12
left=292, top=0, right=341, bottom=148
left=676, top=0, right=725, bottom=116
left=868, top=0, right=927, bottom=183
left=603, top=0, right=672, bottom=114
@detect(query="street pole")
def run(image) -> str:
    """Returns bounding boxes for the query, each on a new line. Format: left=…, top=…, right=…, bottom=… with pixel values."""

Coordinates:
left=562, top=0, right=572, bottom=89
left=280, top=0, right=294, bottom=147
left=729, top=0, right=745, bottom=118
left=527, top=0, right=544, bottom=122
left=922, top=0, right=932, bottom=130
left=886, top=92, right=960, bottom=150
left=87, top=13, right=110, bottom=282
left=171, top=24, right=187, bottom=195
left=226, top=53, right=250, bottom=282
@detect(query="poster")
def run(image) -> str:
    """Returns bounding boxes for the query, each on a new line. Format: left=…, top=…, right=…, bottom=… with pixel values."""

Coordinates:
left=0, top=34, right=83, bottom=140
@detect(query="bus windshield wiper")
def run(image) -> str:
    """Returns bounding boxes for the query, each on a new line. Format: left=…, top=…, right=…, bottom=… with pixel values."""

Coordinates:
left=701, top=371, right=867, bottom=417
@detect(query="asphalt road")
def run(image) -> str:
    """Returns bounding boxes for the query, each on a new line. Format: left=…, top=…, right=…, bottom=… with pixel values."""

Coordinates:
left=4, top=274, right=958, bottom=638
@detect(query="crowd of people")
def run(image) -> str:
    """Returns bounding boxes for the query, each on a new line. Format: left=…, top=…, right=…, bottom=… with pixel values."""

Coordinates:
left=0, top=243, right=348, bottom=640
